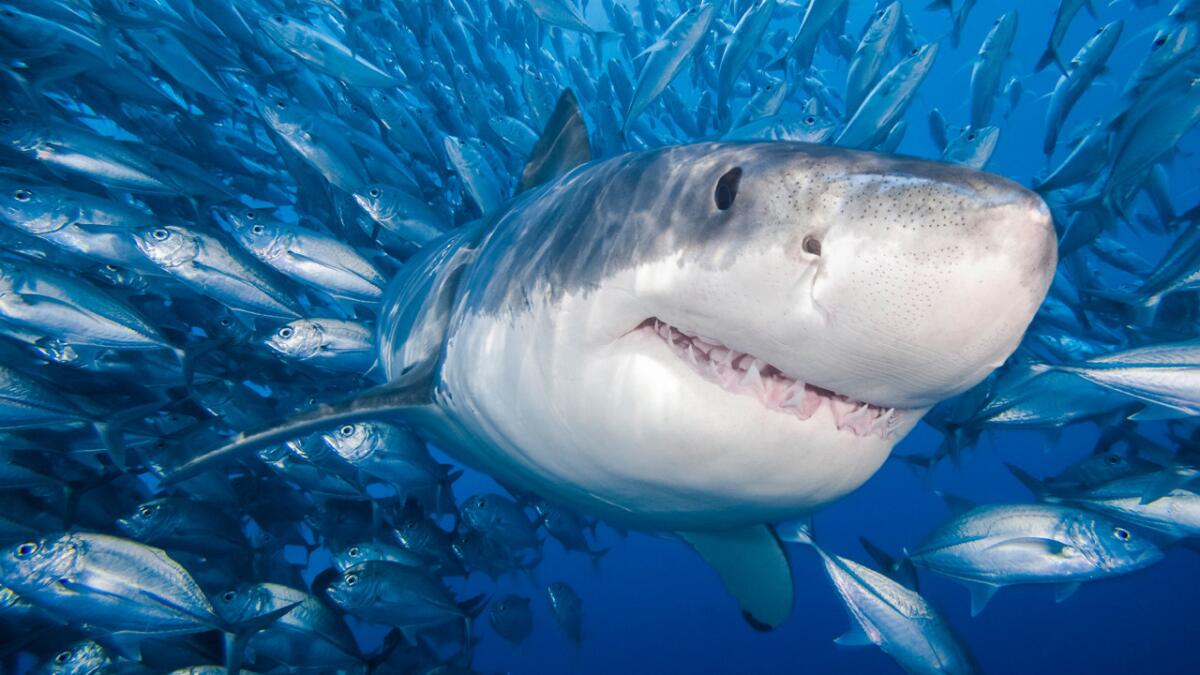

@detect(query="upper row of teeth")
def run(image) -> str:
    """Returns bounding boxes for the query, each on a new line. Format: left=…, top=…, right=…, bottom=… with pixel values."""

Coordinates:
left=646, top=319, right=900, bottom=438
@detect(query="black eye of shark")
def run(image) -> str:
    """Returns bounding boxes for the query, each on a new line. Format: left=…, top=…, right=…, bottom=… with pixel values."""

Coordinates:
left=637, top=319, right=902, bottom=439
left=714, top=167, right=741, bottom=211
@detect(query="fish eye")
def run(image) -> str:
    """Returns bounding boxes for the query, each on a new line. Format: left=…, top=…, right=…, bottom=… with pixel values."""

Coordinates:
left=151, top=228, right=169, bottom=241
left=251, top=224, right=265, bottom=235
left=275, top=99, right=286, bottom=109
left=910, top=47, right=919, bottom=56
left=805, top=116, right=816, bottom=125
left=1113, top=527, right=1131, bottom=541
left=348, top=546, right=360, bottom=557
left=244, top=210, right=256, bottom=220
left=279, top=326, right=294, bottom=339
left=273, top=14, right=284, bottom=23
left=1095, top=28, right=1103, bottom=35
left=369, top=187, right=380, bottom=198
left=219, top=317, right=232, bottom=327
left=1105, top=455, right=1121, bottom=465
left=15, top=541, right=37, bottom=557
left=138, top=505, right=153, bottom=517
left=967, top=132, right=977, bottom=141
left=714, top=167, right=741, bottom=211
left=1154, top=36, right=1167, bottom=47
left=476, top=497, right=487, bottom=508
left=55, top=651, right=71, bottom=664
left=222, top=590, right=236, bottom=601
left=339, top=424, right=355, bottom=437
left=12, top=189, right=31, bottom=202
left=802, top=235, right=822, bottom=256
left=344, top=573, right=358, bottom=586
left=0, top=118, right=12, bottom=127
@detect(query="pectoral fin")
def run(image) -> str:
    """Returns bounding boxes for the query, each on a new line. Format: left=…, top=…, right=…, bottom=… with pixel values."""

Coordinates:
left=964, top=580, right=999, bottom=617
left=679, top=525, right=793, bottom=631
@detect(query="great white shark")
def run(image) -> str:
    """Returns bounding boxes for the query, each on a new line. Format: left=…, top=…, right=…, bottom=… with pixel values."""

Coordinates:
left=168, top=92, right=1057, bottom=629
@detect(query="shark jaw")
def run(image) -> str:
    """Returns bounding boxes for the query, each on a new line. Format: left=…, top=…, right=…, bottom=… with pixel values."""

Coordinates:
left=636, top=317, right=906, bottom=440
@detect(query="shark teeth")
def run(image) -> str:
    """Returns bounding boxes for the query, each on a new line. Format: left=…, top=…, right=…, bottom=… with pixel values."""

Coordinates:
left=640, top=318, right=899, bottom=440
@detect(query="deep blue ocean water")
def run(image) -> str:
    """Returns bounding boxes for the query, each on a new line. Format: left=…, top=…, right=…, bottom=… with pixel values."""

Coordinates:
left=2, top=0, right=1199, bottom=673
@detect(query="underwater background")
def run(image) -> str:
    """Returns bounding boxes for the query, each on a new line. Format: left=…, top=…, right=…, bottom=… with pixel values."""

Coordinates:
left=1, top=0, right=1199, bottom=673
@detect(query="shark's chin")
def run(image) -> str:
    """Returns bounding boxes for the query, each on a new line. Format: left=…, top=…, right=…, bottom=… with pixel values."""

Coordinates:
left=633, top=317, right=910, bottom=441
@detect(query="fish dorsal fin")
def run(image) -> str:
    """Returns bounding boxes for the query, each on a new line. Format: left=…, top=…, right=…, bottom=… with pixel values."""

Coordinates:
left=1055, top=581, right=1081, bottom=603
left=678, top=525, right=793, bottom=631
left=518, top=90, right=591, bottom=194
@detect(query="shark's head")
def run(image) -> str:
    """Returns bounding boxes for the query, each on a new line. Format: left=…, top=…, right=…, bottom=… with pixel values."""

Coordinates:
left=425, top=143, right=1056, bottom=529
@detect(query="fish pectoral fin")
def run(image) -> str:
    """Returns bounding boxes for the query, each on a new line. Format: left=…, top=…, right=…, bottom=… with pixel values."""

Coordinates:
left=1139, top=471, right=1190, bottom=505
left=285, top=249, right=373, bottom=284
left=1054, top=581, right=1081, bottom=603
left=833, top=623, right=874, bottom=647
left=678, top=525, right=793, bottom=631
left=963, top=580, right=999, bottom=617
left=518, top=89, right=592, bottom=194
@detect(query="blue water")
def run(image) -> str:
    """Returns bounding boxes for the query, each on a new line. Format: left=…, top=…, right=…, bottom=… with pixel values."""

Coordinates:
left=2, top=0, right=1199, bottom=673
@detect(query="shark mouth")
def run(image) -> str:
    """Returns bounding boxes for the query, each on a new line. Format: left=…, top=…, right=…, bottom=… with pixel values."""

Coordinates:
left=640, top=318, right=903, bottom=439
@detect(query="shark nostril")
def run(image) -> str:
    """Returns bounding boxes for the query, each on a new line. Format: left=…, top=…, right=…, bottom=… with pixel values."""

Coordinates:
left=803, top=236, right=822, bottom=256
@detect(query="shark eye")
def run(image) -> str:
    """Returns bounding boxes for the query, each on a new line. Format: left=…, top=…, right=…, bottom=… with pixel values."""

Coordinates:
left=714, top=167, right=742, bottom=211
left=15, top=541, right=37, bottom=557
left=279, top=326, right=294, bottom=339
left=339, top=424, right=355, bottom=437
left=1113, top=527, right=1131, bottom=541
left=803, top=235, right=822, bottom=256
left=12, top=189, right=30, bottom=202
left=344, top=573, right=358, bottom=586
left=151, top=228, right=169, bottom=241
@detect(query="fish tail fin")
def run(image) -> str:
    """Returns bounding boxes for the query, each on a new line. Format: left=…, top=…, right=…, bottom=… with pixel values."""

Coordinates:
left=587, top=546, right=611, bottom=574
left=775, top=517, right=815, bottom=547
left=1035, top=45, right=1058, bottom=73
left=162, top=379, right=434, bottom=485
left=1005, top=463, right=1050, bottom=499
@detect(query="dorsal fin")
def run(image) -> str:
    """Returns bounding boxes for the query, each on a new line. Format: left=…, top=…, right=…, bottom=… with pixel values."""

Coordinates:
left=518, top=89, right=591, bottom=193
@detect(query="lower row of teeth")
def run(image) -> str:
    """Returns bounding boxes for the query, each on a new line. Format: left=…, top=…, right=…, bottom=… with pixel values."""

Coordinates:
left=645, top=319, right=900, bottom=439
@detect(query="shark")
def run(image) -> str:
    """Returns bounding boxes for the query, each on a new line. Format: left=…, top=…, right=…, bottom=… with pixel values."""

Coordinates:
left=167, top=92, right=1057, bottom=630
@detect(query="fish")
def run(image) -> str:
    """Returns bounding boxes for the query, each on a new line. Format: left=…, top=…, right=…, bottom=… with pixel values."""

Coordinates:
left=0, top=532, right=220, bottom=634
left=1036, top=0, right=1097, bottom=74
left=836, top=42, right=939, bottom=149
left=969, top=11, right=1018, bottom=129
left=716, top=0, right=778, bottom=126
left=845, top=2, right=901, bottom=118
left=624, top=4, right=717, bottom=130
left=1032, top=340, right=1200, bottom=418
left=1043, top=21, right=1124, bottom=155
left=546, top=581, right=583, bottom=643
left=909, top=503, right=1164, bottom=615
left=488, top=594, right=533, bottom=644
left=941, top=126, right=1000, bottom=170
left=263, top=319, right=377, bottom=374
left=780, top=521, right=980, bottom=675
left=326, top=561, right=485, bottom=644
left=167, top=94, right=1056, bottom=630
